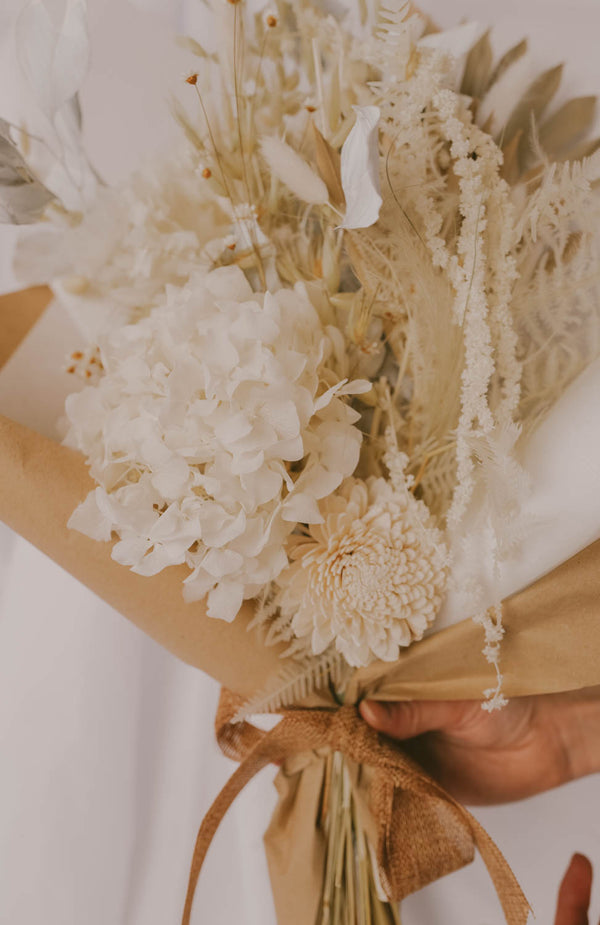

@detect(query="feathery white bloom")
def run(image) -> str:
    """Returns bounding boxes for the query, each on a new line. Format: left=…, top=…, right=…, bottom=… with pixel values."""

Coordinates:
left=65, top=266, right=366, bottom=622
left=15, top=148, right=231, bottom=338
left=418, top=22, right=485, bottom=90
left=276, top=475, right=448, bottom=666
left=260, top=136, right=329, bottom=205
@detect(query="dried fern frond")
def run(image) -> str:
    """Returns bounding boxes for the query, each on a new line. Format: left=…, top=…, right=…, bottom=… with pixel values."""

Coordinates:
left=373, top=0, right=424, bottom=81
left=232, top=649, right=351, bottom=722
left=512, top=152, right=600, bottom=426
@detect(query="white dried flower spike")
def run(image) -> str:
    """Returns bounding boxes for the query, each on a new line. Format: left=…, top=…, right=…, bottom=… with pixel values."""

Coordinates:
left=418, top=22, right=485, bottom=90
left=276, top=476, right=448, bottom=667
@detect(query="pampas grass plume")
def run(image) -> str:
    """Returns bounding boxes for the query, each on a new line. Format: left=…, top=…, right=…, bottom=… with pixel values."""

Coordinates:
left=260, top=135, right=329, bottom=205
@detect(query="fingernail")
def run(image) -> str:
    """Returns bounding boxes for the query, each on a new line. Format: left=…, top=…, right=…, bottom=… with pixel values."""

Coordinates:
left=566, top=852, right=593, bottom=879
left=571, top=852, right=592, bottom=868
left=359, top=700, right=388, bottom=727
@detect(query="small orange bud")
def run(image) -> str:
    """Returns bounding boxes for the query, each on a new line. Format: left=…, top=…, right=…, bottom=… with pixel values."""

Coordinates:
left=85, top=369, right=92, bottom=379
left=202, top=167, right=212, bottom=179
left=71, top=350, right=83, bottom=360
left=186, top=73, right=198, bottom=86
left=67, top=366, right=76, bottom=375
left=226, top=242, right=236, bottom=251
left=305, top=104, right=317, bottom=113
left=266, top=14, right=277, bottom=27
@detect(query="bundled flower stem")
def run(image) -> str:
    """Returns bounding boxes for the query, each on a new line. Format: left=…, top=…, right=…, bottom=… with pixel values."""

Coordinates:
left=319, top=751, right=402, bottom=925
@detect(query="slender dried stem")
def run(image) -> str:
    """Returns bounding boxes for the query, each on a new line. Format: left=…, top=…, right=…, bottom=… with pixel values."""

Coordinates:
left=316, top=752, right=402, bottom=924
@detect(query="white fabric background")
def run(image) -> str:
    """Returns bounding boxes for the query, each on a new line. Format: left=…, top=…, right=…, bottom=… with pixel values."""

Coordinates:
left=1, top=2, right=600, bottom=923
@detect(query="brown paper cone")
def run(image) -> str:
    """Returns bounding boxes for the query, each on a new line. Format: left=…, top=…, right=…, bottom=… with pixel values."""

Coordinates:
left=0, top=414, right=285, bottom=696
left=0, top=285, right=53, bottom=371
left=264, top=755, right=328, bottom=925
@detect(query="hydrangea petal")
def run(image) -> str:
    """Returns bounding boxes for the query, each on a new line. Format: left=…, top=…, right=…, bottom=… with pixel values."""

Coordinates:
left=282, top=492, right=324, bottom=525
left=207, top=580, right=245, bottom=622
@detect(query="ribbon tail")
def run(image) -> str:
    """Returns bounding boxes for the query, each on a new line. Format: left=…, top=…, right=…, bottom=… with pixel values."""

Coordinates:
left=181, top=738, right=276, bottom=925
left=469, top=814, right=531, bottom=925
left=365, top=739, right=531, bottom=925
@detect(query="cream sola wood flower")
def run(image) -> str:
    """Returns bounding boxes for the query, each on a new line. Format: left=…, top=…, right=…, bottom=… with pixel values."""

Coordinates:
left=64, top=265, right=369, bottom=621
left=275, top=474, right=449, bottom=667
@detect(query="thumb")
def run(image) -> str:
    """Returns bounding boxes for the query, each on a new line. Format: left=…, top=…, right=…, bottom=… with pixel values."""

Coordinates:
left=359, top=699, right=467, bottom=740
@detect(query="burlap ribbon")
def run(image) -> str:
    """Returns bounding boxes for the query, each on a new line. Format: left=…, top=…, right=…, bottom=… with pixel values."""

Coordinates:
left=181, top=691, right=529, bottom=925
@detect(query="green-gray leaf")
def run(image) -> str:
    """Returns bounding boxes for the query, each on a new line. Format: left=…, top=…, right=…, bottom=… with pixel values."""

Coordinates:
left=0, top=181, right=56, bottom=225
left=487, top=38, right=528, bottom=90
left=461, top=30, right=493, bottom=100
left=0, top=118, right=56, bottom=224
left=501, top=64, right=564, bottom=147
left=539, top=96, right=597, bottom=160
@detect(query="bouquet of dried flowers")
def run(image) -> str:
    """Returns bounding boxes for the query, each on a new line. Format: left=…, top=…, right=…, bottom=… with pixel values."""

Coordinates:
left=3, top=1, right=600, bottom=922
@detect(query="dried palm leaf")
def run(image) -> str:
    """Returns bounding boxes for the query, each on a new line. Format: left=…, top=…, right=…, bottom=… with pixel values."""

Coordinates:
left=461, top=29, right=492, bottom=100
left=462, top=32, right=596, bottom=178
left=501, top=63, right=564, bottom=167
left=487, top=38, right=528, bottom=90
left=312, top=122, right=346, bottom=208
left=538, top=96, right=597, bottom=160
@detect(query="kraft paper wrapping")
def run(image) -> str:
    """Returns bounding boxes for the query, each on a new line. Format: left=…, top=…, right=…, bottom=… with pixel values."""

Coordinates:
left=263, top=760, right=385, bottom=925
left=3, top=286, right=600, bottom=925
left=0, top=289, right=287, bottom=695
left=355, top=536, right=600, bottom=701
left=0, top=285, right=51, bottom=370
left=0, top=412, right=286, bottom=697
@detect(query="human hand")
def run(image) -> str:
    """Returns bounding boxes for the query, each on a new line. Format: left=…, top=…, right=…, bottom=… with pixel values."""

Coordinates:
left=555, top=854, right=595, bottom=925
left=359, top=687, right=600, bottom=804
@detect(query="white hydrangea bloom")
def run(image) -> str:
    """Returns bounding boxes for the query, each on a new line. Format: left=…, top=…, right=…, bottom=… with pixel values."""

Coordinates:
left=65, top=266, right=368, bottom=621
left=276, top=476, right=448, bottom=666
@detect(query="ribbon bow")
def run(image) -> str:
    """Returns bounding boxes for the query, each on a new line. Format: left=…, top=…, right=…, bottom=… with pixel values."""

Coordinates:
left=182, top=694, right=529, bottom=925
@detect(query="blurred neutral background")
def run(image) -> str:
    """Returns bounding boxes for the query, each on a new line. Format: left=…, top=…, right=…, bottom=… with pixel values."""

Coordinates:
left=1, top=2, right=599, bottom=923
